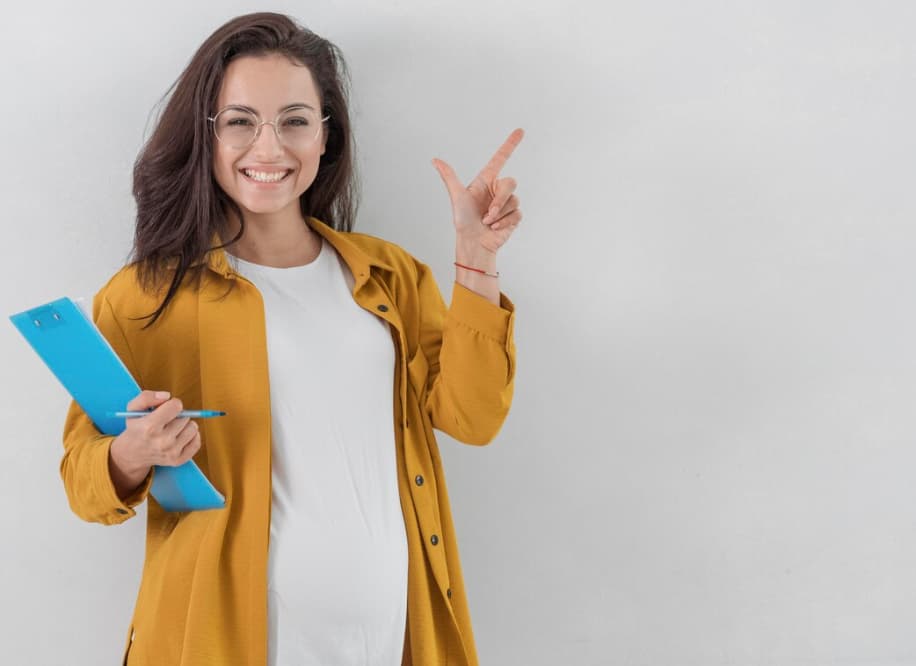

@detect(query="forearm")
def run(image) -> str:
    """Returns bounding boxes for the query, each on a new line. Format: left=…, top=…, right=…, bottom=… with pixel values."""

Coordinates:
left=108, top=436, right=152, bottom=500
left=424, top=282, right=516, bottom=444
left=60, top=427, right=151, bottom=524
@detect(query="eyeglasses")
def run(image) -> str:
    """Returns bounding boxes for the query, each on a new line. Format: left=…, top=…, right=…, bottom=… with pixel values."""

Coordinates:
left=207, top=105, right=330, bottom=149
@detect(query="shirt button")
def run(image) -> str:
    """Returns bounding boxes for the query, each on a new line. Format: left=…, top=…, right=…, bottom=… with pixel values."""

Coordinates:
left=377, top=304, right=389, bottom=312
left=116, top=508, right=128, bottom=515
left=447, top=588, right=452, bottom=599
left=430, top=534, right=439, bottom=546
left=415, top=475, right=424, bottom=486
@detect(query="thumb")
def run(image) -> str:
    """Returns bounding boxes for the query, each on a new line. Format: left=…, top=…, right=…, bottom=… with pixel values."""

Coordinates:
left=431, top=158, right=465, bottom=203
left=126, top=389, right=172, bottom=412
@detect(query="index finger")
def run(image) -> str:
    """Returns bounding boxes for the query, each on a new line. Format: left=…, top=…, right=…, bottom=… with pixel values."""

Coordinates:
left=145, top=397, right=185, bottom=428
left=475, top=128, right=524, bottom=183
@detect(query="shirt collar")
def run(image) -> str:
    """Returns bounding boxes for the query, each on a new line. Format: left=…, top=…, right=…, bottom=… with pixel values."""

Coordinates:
left=202, top=216, right=394, bottom=280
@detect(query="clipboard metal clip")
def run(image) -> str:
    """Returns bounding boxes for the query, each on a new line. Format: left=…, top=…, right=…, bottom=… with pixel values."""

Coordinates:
left=27, top=305, right=65, bottom=329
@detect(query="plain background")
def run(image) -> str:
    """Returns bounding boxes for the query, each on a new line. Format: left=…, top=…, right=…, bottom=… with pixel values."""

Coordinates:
left=2, top=1, right=915, bottom=664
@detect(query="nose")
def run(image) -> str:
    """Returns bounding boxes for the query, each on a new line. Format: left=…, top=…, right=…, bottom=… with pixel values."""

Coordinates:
left=251, top=121, right=284, bottom=156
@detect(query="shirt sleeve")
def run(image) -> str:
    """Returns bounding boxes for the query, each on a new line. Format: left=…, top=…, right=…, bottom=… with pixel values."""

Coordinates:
left=414, top=260, right=516, bottom=445
left=59, top=290, right=153, bottom=525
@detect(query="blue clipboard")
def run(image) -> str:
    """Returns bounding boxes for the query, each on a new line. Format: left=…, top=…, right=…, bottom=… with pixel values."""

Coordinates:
left=9, top=297, right=225, bottom=512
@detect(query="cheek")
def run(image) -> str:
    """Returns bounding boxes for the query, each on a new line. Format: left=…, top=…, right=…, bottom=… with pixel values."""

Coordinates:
left=295, top=146, right=324, bottom=183
left=304, top=141, right=324, bottom=163
left=213, top=150, right=234, bottom=190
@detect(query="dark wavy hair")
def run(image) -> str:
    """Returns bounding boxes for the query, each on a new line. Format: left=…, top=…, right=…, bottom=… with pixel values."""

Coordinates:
left=129, top=12, right=357, bottom=328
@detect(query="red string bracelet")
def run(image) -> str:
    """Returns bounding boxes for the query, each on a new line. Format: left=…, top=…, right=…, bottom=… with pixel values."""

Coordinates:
left=454, top=262, right=500, bottom=278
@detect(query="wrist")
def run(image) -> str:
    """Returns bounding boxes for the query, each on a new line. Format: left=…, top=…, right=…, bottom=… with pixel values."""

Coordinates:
left=454, top=261, right=499, bottom=278
left=109, top=436, right=150, bottom=481
left=455, top=244, right=497, bottom=268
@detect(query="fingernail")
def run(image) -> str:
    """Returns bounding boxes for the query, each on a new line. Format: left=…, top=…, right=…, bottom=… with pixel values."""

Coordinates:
left=155, top=391, right=170, bottom=399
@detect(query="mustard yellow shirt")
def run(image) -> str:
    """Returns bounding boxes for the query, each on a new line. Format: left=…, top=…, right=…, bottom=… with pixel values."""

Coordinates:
left=60, top=217, right=516, bottom=665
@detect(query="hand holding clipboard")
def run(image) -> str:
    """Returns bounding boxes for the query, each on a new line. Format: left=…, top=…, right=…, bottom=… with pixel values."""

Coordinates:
left=107, top=390, right=216, bottom=504
left=9, top=296, right=225, bottom=512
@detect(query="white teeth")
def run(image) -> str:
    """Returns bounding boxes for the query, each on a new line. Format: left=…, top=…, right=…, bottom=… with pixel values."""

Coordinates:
left=243, top=169, right=290, bottom=183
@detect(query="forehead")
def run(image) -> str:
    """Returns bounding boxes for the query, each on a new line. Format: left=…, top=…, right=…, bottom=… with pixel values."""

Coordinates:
left=217, top=54, right=320, bottom=111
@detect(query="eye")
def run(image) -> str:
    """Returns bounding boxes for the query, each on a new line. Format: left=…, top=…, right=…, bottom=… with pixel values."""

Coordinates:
left=283, top=116, right=310, bottom=127
left=227, top=117, right=254, bottom=126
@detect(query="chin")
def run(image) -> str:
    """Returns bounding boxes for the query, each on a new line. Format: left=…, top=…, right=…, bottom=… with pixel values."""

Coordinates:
left=237, top=195, right=304, bottom=217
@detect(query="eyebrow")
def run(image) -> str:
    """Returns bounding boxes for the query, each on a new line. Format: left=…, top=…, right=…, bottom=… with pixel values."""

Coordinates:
left=227, top=103, right=317, bottom=113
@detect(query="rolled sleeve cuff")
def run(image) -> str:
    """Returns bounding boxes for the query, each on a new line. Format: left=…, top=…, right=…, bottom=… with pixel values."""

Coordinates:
left=448, top=282, right=515, bottom=344
left=95, top=437, right=153, bottom=519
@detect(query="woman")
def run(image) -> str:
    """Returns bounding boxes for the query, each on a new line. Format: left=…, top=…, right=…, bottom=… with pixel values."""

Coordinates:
left=60, top=12, right=521, bottom=666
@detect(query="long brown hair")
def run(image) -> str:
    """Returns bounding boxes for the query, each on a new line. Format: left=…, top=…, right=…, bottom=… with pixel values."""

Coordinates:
left=130, top=12, right=357, bottom=328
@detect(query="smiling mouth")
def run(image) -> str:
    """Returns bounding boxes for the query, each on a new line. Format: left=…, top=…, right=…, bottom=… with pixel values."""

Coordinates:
left=239, top=168, right=293, bottom=184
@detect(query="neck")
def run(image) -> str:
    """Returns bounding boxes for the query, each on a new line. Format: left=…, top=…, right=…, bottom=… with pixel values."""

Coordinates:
left=224, top=207, right=322, bottom=268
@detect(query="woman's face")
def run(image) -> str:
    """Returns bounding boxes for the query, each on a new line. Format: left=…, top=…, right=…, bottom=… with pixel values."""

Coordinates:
left=212, top=53, right=326, bottom=221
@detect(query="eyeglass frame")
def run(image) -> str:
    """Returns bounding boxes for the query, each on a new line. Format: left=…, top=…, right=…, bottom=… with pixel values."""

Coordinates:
left=206, top=105, right=331, bottom=149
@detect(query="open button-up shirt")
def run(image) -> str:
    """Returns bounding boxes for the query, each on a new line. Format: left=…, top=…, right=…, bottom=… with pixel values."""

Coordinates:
left=60, top=217, right=516, bottom=665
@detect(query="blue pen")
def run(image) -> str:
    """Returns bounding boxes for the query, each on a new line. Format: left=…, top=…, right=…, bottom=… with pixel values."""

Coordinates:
left=107, top=410, right=227, bottom=419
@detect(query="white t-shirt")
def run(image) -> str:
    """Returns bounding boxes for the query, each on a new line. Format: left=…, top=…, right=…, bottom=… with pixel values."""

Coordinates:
left=228, top=238, right=408, bottom=666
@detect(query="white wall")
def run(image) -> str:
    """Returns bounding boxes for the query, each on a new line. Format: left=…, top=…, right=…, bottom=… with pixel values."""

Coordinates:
left=2, top=1, right=915, bottom=664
